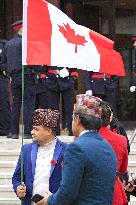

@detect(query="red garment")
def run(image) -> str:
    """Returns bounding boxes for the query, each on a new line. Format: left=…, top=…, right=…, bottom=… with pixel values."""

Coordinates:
left=99, top=127, right=128, bottom=205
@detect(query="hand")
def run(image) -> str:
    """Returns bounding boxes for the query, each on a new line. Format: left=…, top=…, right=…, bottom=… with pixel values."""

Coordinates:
left=44, top=190, right=52, bottom=197
left=130, top=86, right=136, bottom=92
left=125, top=181, right=135, bottom=192
left=86, top=90, right=93, bottom=95
left=59, top=67, right=69, bottom=78
left=16, top=182, right=26, bottom=198
left=36, top=197, right=48, bottom=205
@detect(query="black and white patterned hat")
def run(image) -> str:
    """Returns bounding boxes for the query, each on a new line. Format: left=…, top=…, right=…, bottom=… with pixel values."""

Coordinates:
left=33, top=109, right=59, bottom=128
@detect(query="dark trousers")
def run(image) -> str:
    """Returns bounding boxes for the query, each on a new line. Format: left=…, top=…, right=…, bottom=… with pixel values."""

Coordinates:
left=0, top=76, right=11, bottom=135
left=11, top=76, right=36, bottom=135
left=47, top=88, right=74, bottom=134
left=35, top=92, right=48, bottom=109
left=94, top=93, right=116, bottom=112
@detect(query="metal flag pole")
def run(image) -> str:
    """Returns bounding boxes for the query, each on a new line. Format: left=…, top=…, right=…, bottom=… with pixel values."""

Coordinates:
left=21, top=1, right=27, bottom=203
left=21, top=64, right=25, bottom=204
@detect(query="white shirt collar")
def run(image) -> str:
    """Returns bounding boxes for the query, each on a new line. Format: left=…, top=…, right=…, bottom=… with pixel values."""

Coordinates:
left=79, top=130, right=90, bottom=137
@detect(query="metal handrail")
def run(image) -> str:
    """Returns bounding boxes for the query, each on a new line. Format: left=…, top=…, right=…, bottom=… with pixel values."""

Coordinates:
left=129, top=129, right=136, bottom=146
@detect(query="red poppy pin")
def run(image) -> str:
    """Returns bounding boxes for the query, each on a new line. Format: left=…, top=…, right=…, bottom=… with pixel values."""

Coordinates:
left=51, top=159, right=57, bottom=165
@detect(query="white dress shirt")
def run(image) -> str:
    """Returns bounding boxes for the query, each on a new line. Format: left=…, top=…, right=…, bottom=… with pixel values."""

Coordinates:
left=32, top=139, right=57, bottom=198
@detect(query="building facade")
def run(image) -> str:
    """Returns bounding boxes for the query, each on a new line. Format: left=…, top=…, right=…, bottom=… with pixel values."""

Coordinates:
left=0, top=0, right=136, bottom=120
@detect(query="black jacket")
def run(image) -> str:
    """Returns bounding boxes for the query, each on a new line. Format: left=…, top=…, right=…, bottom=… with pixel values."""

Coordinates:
left=132, top=48, right=136, bottom=86
left=83, top=71, right=118, bottom=95
left=45, top=66, right=77, bottom=92
left=0, top=34, right=22, bottom=74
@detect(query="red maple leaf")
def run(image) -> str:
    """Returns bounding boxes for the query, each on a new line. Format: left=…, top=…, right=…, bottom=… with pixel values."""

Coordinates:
left=58, top=23, right=88, bottom=53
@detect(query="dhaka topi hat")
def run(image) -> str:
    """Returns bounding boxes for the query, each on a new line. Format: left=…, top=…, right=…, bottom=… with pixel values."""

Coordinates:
left=33, top=109, right=59, bottom=128
left=74, top=94, right=103, bottom=118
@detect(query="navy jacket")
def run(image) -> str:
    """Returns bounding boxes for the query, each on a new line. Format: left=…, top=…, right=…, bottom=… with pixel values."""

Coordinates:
left=132, top=67, right=136, bottom=87
left=12, top=139, right=67, bottom=205
left=45, top=66, right=77, bottom=92
left=48, top=131, right=117, bottom=205
left=0, top=34, right=22, bottom=74
left=132, top=48, right=136, bottom=86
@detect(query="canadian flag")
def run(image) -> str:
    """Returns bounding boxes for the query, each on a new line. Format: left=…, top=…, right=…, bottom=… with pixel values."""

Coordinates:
left=22, top=0, right=125, bottom=76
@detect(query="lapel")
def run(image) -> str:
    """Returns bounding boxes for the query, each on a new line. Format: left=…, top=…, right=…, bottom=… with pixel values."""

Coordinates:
left=31, top=142, right=38, bottom=176
left=50, top=139, right=63, bottom=177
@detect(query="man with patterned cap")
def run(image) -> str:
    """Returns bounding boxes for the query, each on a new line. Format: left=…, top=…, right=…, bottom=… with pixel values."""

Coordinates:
left=12, top=109, right=67, bottom=205
left=36, top=94, right=117, bottom=205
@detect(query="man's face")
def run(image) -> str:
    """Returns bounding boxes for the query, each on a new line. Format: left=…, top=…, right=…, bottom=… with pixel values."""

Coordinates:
left=17, top=27, right=22, bottom=36
left=31, top=125, right=53, bottom=144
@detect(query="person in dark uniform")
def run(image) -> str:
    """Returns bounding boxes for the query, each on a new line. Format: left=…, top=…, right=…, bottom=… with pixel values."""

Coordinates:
left=130, top=36, right=136, bottom=93
left=45, top=66, right=78, bottom=135
left=0, top=39, right=11, bottom=136
left=35, top=79, right=48, bottom=109
left=83, top=71, right=118, bottom=112
left=0, top=20, right=36, bottom=139
left=34, top=66, right=48, bottom=109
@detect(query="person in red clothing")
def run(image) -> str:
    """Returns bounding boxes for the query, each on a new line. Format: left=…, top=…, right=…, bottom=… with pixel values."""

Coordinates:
left=99, top=102, right=128, bottom=205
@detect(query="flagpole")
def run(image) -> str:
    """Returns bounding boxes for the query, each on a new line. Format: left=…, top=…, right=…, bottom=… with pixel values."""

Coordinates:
left=21, top=64, right=24, bottom=205
left=21, top=1, right=27, bottom=203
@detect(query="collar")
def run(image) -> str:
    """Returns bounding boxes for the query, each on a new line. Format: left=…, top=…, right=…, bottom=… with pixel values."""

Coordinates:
left=79, top=130, right=90, bottom=137
left=39, top=138, right=57, bottom=150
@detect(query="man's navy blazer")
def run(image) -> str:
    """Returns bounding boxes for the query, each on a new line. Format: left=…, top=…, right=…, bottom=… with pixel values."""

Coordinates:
left=48, top=131, right=117, bottom=205
left=12, top=138, right=67, bottom=205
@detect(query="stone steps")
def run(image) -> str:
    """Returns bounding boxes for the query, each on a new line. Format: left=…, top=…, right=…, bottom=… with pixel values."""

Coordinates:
left=129, top=148, right=136, bottom=161
left=0, top=150, right=20, bottom=161
left=0, top=185, right=16, bottom=198
left=0, top=173, right=12, bottom=185
left=0, top=198, right=20, bottom=205
left=0, top=161, right=16, bottom=173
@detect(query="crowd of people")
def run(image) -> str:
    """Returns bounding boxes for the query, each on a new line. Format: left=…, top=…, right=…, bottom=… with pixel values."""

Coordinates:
left=12, top=95, right=136, bottom=205
left=0, top=20, right=136, bottom=204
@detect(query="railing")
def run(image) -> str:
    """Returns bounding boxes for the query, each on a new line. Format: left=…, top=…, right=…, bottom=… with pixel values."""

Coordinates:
left=129, top=129, right=136, bottom=146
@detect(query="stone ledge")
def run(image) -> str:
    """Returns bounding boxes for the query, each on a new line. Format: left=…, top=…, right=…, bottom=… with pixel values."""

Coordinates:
left=0, top=198, right=20, bottom=205
left=0, top=150, right=20, bottom=155
left=0, top=161, right=16, bottom=167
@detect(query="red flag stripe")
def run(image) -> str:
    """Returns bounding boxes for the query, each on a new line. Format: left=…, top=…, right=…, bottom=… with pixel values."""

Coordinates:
left=23, top=0, right=125, bottom=76
left=90, top=31, right=125, bottom=76
left=27, top=0, right=52, bottom=65
left=90, top=30, right=114, bottom=50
